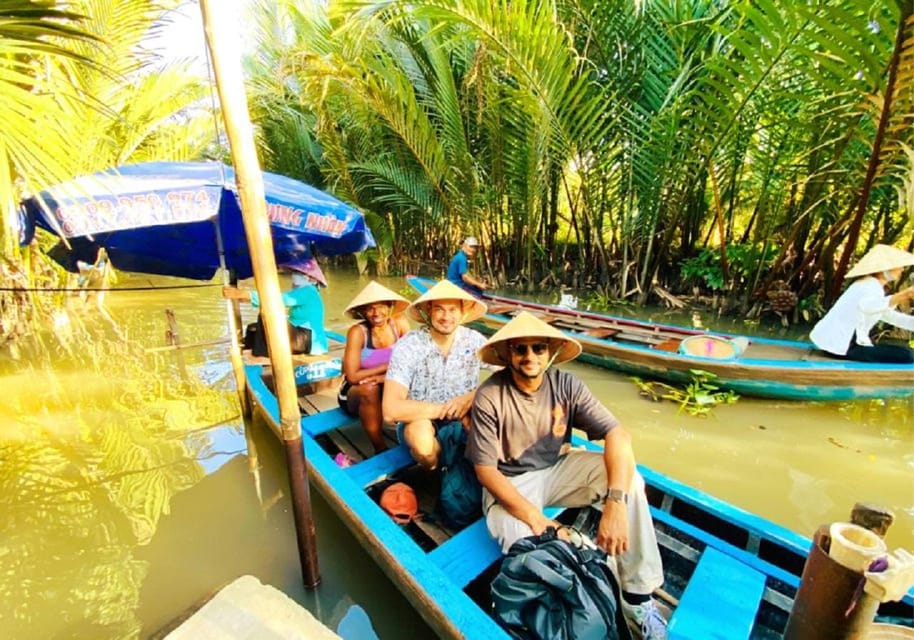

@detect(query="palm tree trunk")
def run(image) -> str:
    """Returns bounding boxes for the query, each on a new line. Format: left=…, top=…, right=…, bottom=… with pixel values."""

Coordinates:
left=830, top=3, right=913, bottom=302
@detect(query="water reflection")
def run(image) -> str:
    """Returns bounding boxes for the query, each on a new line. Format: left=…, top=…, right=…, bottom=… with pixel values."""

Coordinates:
left=0, top=353, right=235, bottom=639
left=0, top=269, right=911, bottom=640
left=135, top=414, right=435, bottom=639
left=0, top=272, right=436, bottom=640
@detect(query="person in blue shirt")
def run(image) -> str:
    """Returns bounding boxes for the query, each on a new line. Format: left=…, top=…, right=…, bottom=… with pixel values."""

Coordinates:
left=446, top=237, right=490, bottom=297
left=226, top=257, right=329, bottom=355
left=269, top=259, right=329, bottom=355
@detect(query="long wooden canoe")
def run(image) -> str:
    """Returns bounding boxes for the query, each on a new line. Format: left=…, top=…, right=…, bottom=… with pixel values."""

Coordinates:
left=245, top=346, right=913, bottom=639
left=407, top=276, right=914, bottom=402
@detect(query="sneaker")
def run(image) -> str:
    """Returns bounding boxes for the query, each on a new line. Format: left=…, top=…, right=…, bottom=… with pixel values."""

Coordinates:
left=621, top=598, right=668, bottom=640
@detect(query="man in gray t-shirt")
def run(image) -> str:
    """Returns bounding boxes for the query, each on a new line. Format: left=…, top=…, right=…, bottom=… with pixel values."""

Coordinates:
left=383, top=280, right=488, bottom=469
left=467, top=311, right=668, bottom=639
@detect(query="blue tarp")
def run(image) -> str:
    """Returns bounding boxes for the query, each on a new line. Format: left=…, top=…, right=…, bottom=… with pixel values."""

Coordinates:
left=20, top=161, right=375, bottom=279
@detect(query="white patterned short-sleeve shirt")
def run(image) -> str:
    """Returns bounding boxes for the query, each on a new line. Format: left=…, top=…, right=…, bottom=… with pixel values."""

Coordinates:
left=386, top=325, right=488, bottom=402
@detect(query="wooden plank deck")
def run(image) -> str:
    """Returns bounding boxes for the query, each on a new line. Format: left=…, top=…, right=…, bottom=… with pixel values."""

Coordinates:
left=428, top=519, right=501, bottom=588
left=294, top=384, right=466, bottom=552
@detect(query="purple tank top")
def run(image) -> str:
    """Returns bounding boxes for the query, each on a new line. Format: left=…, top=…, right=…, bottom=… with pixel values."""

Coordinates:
left=360, top=319, right=400, bottom=369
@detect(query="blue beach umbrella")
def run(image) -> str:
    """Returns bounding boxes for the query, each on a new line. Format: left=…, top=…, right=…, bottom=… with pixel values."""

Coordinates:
left=19, top=161, right=375, bottom=279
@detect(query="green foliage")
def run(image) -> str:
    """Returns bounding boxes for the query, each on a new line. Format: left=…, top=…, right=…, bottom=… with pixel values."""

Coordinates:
left=680, top=250, right=726, bottom=291
left=679, top=243, right=778, bottom=292
left=579, top=289, right=614, bottom=309
left=1, top=0, right=212, bottom=349
left=243, top=0, right=912, bottom=304
left=577, top=289, right=638, bottom=313
left=246, top=0, right=612, bottom=277
left=631, top=370, right=739, bottom=416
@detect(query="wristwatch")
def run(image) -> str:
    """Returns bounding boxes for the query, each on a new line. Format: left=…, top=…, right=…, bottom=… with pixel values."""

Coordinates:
left=604, top=488, right=628, bottom=504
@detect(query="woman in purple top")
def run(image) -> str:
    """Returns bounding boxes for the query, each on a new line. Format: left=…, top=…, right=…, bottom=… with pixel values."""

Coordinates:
left=340, top=281, right=412, bottom=453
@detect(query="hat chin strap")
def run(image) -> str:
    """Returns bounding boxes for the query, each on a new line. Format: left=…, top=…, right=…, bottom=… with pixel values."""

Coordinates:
left=882, top=269, right=898, bottom=282
left=545, top=348, right=560, bottom=369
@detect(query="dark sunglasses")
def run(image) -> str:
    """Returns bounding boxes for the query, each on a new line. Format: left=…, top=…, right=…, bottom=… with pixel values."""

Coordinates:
left=509, top=342, right=549, bottom=356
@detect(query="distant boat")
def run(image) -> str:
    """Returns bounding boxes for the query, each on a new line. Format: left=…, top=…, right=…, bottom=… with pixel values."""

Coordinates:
left=244, top=343, right=914, bottom=639
left=407, top=276, right=914, bottom=401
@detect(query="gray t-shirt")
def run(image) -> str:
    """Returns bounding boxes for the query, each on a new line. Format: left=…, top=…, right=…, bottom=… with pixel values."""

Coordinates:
left=467, top=367, right=619, bottom=476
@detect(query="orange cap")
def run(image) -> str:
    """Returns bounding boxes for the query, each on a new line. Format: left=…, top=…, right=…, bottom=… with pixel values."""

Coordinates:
left=379, top=482, right=418, bottom=524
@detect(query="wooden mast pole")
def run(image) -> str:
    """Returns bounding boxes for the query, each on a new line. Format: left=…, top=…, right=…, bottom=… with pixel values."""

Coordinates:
left=198, top=0, right=320, bottom=587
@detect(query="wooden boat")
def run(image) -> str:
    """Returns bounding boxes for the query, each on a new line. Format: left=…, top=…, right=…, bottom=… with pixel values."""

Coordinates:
left=407, top=276, right=914, bottom=402
left=244, top=344, right=914, bottom=639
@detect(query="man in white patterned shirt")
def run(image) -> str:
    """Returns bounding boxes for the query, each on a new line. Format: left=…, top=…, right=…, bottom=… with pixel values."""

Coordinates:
left=383, top=280, right=489, bottom=469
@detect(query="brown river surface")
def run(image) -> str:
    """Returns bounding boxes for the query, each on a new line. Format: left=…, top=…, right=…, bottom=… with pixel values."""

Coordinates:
left=1, top=268, right=912, bottom=639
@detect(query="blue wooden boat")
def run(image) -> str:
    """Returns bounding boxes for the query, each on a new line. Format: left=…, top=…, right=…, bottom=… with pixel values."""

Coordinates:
left=244, top=345, right=913, bottom=639
left=407, top=276, right=914, bottom=402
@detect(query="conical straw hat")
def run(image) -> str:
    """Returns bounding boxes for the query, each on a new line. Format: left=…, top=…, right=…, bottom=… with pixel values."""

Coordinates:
left=344, top=281, right=410, bottom=319
left=478, top=311, right=582, bottom=366
left=406, top=280, right=487, bottom=323
left=278, top=257, right=327, bottom=287
left=845, top=244, right=914, bottom=279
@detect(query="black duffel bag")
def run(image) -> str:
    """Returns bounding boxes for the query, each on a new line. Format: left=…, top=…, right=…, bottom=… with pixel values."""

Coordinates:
left=245, top=314, right=312, bottom=357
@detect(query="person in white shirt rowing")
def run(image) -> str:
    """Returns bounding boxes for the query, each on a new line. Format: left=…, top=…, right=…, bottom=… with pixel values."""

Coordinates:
left=810, top=244, right=914, bottom=363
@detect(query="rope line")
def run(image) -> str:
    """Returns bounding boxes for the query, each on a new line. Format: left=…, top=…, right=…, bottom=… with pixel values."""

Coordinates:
left=0, top=284, right=220, bottom=293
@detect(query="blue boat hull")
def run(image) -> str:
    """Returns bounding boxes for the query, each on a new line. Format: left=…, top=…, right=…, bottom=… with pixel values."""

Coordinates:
left=407, top=276, right=914, bottom=401
left=243, top=355, right=913, bottom=638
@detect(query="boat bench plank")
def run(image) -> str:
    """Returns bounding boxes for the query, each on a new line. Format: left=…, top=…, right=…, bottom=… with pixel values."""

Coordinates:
left=649, top=506, right=800, bottom=589
left=528, top=312, right=563, bottom=324
left=429, top=519, right=502, bottom=588
left=246, top=366, right=350, bottom=438
left=486, top=304, right=517, bottom=316
left=549, top=315, right=609, bottom=330
left=654, top=338, right=683, bottom=352
left=668, top=547, right=766, bottom=640
left=615, top=331, right=668, bottom=345
left=582, top=327, right=620, bottom=339
left=347, top=445, right=415, bottom=487
left=300, top=408, right=352, bottom=437
left=428, top=506, right=565, bottom=589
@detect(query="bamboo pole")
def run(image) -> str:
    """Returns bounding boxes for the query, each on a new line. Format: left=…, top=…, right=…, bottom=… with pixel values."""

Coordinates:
left=227, top=272, right=250, bottom=418
left=215, top=225, right=250, bottom=418
left=199, top=0, right=320, bottom=588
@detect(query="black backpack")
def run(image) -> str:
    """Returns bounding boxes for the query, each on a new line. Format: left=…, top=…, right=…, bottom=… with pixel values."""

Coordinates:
left=491, top=527, right=632, bottom=640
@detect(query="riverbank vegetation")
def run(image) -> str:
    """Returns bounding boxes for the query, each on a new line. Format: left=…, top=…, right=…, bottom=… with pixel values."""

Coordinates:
left=3, top=0, right=914, bottom=355
left=1, top=1, right=215, bottom=355
left=246, top=0, right=914, bottom=324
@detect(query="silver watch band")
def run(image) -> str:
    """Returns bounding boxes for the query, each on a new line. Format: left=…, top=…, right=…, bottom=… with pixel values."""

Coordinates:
left=604, top=488, right=629, bottom=504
